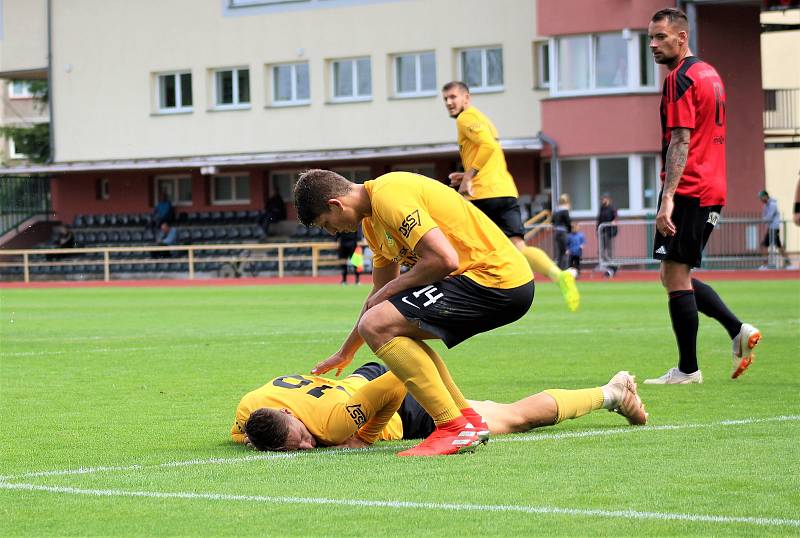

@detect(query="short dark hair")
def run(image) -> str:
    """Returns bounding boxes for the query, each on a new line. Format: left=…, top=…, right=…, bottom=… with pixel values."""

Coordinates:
left=244, top=408, right=291, bottom=451
left=442, top=81, right=470, bottom=94
left=292, top=169, right=353, bottom=227
left=651, top=7, right=689, bottom=29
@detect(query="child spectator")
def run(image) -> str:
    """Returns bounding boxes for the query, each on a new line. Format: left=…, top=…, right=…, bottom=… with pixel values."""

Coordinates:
left=566, top=223, right=585, bottom=276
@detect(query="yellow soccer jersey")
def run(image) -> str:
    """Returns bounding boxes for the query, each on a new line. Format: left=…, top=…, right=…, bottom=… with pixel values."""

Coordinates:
left=456, top=106, right=519, bottom=201
left=362, top=172, right=531, bottom=289
left=231, top=373, right=404, bottom=445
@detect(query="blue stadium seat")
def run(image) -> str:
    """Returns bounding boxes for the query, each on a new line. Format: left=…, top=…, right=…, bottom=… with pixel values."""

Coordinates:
left=85, top=215, right=96, bottom=227
left=73, top=215, right=86, bottom=228
left=95, top=214, right=107, bottom=227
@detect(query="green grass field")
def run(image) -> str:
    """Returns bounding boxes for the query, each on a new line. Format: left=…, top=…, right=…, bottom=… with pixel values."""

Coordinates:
left=1, top=279, right=798, bottom=536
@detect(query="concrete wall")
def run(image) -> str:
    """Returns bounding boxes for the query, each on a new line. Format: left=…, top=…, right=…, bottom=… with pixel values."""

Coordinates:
left=49, top=0, right=539, bottom=162
left=537, top=0, right=666, bottom=36
left=0, top=0, right=48, bottom=74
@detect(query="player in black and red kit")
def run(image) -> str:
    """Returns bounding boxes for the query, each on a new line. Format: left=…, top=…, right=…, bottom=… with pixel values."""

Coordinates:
left=644, top=8, right=761, bottom=385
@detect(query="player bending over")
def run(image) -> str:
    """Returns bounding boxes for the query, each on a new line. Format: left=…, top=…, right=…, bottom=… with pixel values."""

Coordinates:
left=232, top=362, right=647, bottom=452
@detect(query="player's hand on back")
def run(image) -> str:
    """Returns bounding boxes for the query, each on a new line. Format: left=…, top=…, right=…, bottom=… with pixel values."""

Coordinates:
left=311, top=351, right=353, bottom=377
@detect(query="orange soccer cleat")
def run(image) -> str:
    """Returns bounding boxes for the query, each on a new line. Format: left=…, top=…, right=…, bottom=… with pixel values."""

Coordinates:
left=397, top=418, right=483, bottom=457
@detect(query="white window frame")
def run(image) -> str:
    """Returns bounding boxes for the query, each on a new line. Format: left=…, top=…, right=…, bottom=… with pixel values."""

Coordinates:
left=97, top=178, right=110, bottom=201
left=270, top=62, right=310, bottom=107
left=8, top=138, right=26, bottom=159
left=156, top=71, right=193, bottom=114
left=534, top=41, right=550, bottom=89
left=549, top=31, right=659, bottom=97
left=211, top=173, right=251, bottom=205
left=270, top=169, right=303, bottom=201
left=558, top=154, right=660, bottom=218
left=457, top=46, right=504, bottom=93
left=154, top=175, right=193, bottom=206
left=330, top=57, right=372, bottom=102
left=8, top=80, right=34, bottom=99
left=213, top=67, right=251, bottom=109
left=392, top=51, right=437, bottom=98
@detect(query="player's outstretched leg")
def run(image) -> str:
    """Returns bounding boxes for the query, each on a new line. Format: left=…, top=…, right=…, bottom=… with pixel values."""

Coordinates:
left=731, top=323, right=761, bottom=379
left=520, top=245, right=580, bottom=312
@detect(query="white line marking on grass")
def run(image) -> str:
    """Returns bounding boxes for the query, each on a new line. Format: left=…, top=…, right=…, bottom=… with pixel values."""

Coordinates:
left=1, top=415, right=796, bottom=483
left=1, top=482, right=798, bottom=529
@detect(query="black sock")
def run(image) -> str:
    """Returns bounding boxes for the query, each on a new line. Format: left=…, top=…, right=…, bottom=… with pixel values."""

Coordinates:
left=692, top=278, right=742, bottom=339
left=669, top=289, right=699, bottom=374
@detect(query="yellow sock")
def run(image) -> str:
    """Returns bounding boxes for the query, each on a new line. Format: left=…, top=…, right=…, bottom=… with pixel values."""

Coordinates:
left=376, top=336, right=461, bottom=425
left=543, top=388, right=605, bottom=424
left=522, top=246, right=561, bottom=280
left=418, top=341, right=469, bottom=410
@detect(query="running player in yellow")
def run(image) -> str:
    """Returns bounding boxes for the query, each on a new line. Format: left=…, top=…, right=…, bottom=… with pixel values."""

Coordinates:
left=442, top=81, right=580, bottom=312
left=293, top=169, right=534, bottom=456
left=233, top=362, right=647, bottom=451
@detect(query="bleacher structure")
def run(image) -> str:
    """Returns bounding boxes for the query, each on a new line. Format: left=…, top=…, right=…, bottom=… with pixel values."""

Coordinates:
left=0, top=211, right=348, bottom=282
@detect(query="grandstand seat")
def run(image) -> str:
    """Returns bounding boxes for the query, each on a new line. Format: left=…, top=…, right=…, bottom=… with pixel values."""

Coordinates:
left=96, top=232, right=108, bottom=244
left=73, top=215, right=86, bottom=228
left=95, top=214, right=107, bottom=227
left=119, top=263, right=133, bottom=272
left=176, top=212, right=188, bottom=225
left=131, top=231, right=143, bottom=242
left=222, top=211, right=235, bottom=223
left=143, top=230, right=155, bottom=242
left=235, top=210, right=248, bottom=223
left=208, top=211, right=222, bottom=223
left=85, top=215, right=96, bottom=227
left=128, top=213, right=141, bottom=226
left=84, top=232, right=97, bottom=244
left=117, top=214, right=130, bottom=226
left=139, top=213, right=153, bottom=226
left=108, top=231, right=120, bottom=243
left=178, top=229, right=191, bottom=243
left=198, top=212, right=211, bottom=224
left=190, top=229, right=204, bottom=242
left=239, top=227, right=253, bottom=239
left=292, top=224, right=309, bottom=238
left=202, top=229, right=215, bottom=241
left=228, top=228, right=240, bottom=241
left=107, top=214, right=118, bottom=227
left=119, top=231, right=132, bottom=243
left=246, top=210, right=259, bottom=221
left=214, top=228, right=228, bottom=241
left=187, top=212, right=201, bottom=225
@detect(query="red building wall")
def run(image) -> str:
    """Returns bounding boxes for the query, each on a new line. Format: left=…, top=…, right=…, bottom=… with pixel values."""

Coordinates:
left=537, top=0, right=667, bottom=36
left=695, top=4, right=765, bottom=215
left=542, top=95, right=662, bottom=157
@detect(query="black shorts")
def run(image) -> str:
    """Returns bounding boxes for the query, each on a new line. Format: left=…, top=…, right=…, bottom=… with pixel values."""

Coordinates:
left=653, top=193, right=722, bottom=268
left=470, top=197, right=525, bottom=238
left=762, top=229, right=783, bottom=249
left=388, top=275, right=534, bottom=348
left=350, top=362, right=435, bottom=440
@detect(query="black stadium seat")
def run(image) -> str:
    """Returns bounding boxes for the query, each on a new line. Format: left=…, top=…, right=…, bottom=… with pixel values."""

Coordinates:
left=73, top=215, right=86, bottom=228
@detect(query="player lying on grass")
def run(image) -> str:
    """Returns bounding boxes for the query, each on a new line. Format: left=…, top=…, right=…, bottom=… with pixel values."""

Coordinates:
left=231, top=362, right=648, bottom=451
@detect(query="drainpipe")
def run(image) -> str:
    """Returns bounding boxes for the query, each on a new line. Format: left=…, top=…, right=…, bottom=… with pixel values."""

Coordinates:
left=537, top=131, right=560, bottom=213
left=46, top=0, right=54, bottom=163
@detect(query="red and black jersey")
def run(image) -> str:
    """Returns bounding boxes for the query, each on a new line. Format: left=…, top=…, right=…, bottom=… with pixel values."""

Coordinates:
left=660, top=56, right=727, bottom=207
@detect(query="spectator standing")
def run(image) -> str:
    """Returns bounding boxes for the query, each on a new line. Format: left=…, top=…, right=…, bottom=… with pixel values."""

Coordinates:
left=337, top=229, right=361, bottom=285
left=261, top=191, right=287, bottom=236
left=551, top=193, right=572, bottom=269
left=566, top=224, right=585, bottom=276
left=759, top=190, right=791, bottom=268
left=152, top=192, right=175, bottom=228
left=597, top=193, right=619, bottom=276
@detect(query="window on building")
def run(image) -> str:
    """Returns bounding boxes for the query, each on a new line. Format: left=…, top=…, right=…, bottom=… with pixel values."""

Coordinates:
left=9, top=80, right=34, bottom=99
left=332, top=57, right=372, bottom=101
left=8, top=138, right=26, bottom=159
left=391, top=163, right=437, bottom=178
left=534, top=42, right=550, bottom=89
left=393, top=52, right=436, bottom=97
left=551, top=31, right=657, bottom=96
left=157, top=72, right=193, bottom=112
left=212, top=173, right=250, bottom=204
left=270, top=170, right=302, bottom=200
left=96, top=178, right=110, bottom=201
left=458, top=47, right=503, bottom=92
left=155, top=175, right=193, bottom=206
left=214, top=67, right=250, bottom=108
left=333, top=167, right=372, bottom=183
left=558, top=154, right=660, bottom=216
left=272, top=62, right=310, bottom=106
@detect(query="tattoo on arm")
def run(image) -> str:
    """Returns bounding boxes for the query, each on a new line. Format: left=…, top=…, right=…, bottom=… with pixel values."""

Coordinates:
left=663, top=128, right=691, bottom=198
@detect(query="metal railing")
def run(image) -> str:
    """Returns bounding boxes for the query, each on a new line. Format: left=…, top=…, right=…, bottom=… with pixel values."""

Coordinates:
left=598, top=217, right=792, bottom=270
left=764, top=88, right=800, bottom=131
left=0, top=241, right=349, bottom=283
left=0, top=176, right=51, bottom=235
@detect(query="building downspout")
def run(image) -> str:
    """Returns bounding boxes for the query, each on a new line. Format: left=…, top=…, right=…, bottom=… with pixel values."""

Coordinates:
left=46, top=0, right=54, bottom=163
left=537, top=131, right=560, bottom=212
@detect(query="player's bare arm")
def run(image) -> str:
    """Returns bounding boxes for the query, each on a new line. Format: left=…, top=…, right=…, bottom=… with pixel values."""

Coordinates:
left=312, top=263, right=400, bottom=375
left=657, top=127, right=691, bottom=236
left=365, top=227, right=458, bottom=310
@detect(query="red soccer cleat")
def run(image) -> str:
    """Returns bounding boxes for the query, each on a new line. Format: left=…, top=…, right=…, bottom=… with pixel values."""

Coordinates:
left=397, top=418, right=483, bottom=457
left=460, top=407, right=490, bottom=445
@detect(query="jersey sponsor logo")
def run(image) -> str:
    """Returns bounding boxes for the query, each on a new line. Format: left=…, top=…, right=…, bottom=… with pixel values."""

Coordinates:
left=384, top=231, right=394, bottom=247
left=392, top=246, right=419, bottom=267
left=655, top=246, right=668, bottom=255
left=399, top=210, right=421, bottom=238
left=707, top=212, right=720, bottom=226
left=346, top=404, right=367, bottom=426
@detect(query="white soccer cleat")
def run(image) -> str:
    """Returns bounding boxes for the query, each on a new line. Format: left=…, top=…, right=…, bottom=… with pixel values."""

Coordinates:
left=605, top=371, right=648, bottom=425
left=643, top=367, right=703, bottom=385
left=731, top=323, right=761, bottom=379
